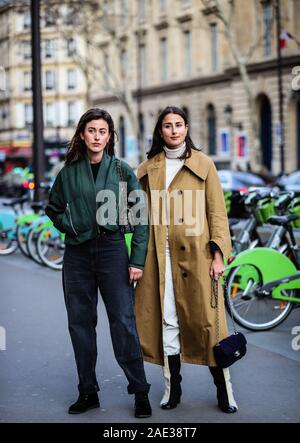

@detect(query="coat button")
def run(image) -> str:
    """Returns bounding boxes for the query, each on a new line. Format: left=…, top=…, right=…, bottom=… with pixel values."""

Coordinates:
left=182, top=272, right=188, bottom=278
left=180, top=246, right=185, bottom=251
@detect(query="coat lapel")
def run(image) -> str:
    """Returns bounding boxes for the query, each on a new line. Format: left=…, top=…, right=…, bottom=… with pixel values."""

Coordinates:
left=183, top=150, right=211, bottom=180
left=147, top=153, right=165, bottom=190
left=146, top=152, right=167, bottom=296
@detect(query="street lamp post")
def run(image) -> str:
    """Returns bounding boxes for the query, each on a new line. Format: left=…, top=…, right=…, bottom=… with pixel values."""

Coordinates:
left=31, top=0, right=45, bottom=202
left=275, top=0, right=285, bottom=174
left=136, top=29, right=143, bottom=163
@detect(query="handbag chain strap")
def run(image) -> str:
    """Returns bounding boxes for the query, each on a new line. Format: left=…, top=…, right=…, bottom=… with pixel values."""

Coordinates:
left=211, top=277, right=238, bottom=344
left=115, top=158, right=131, bottom=231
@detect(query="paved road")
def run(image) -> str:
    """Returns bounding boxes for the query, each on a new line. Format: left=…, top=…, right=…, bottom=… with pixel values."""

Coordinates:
left=0, top=250, right=300, bottom=423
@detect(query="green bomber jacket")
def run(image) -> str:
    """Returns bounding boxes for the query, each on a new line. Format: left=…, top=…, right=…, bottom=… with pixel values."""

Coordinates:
left=45, top=151, right=149, bottom=269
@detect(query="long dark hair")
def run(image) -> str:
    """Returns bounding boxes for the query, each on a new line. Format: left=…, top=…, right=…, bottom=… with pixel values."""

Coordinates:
left=147, top=106, right=198, bottom=160
left=65, top=108, right=116, bottom=165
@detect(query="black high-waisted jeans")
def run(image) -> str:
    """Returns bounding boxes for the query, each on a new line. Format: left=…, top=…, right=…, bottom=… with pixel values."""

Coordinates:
left=62, top=229, right=150, bottom=396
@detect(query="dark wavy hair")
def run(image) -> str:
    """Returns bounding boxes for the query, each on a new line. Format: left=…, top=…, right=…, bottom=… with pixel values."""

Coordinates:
left=147, top=106, right=199, bottom=160
left=65, top=108, right=116, bottom=165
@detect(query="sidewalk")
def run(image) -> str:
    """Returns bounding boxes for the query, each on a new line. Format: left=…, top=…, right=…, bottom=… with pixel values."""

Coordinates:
left=0, top=252, right=299, bottom=423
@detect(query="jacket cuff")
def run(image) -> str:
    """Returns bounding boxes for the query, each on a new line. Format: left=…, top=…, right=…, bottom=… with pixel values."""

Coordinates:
left=128, top=263, right=144, bottom=271
left=210, top=241, right=222, bottom=256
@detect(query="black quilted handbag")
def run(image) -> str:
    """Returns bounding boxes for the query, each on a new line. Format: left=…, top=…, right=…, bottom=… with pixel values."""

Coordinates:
left=211, top=278, right=247, bottom=368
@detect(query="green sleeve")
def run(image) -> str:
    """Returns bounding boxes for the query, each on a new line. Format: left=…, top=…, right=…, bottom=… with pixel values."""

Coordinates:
left=45, top=171, right=66, bottom=233
left=121, top=161, right=149, bottom=268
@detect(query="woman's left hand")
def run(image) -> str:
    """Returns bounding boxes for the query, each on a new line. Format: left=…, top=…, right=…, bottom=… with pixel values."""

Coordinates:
left=129, top=267, right=143, bottom=285
left=210, top=257, right=225, bottom=281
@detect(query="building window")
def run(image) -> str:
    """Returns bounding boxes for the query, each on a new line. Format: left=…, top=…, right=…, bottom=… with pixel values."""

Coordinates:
left=104, top=51, right=110, bottom=87
left=138, top=44, right=147, bottom=87
left=138, top=0, right=146, bottom=23
left=65, top=5, right=77, bottom=25
left=0, top=66, right=6, bottom=93
left=210, top=23, right=218, bottom=72
left=44, top=39, right=54, bottom=59
left=119, top=116, right=126, bottom=157
left=23, top=71, right=31, bottom=91
left=24, top=104, right=33, bottom=127
left=46, top=102, right=55, bottom=127
left=138, top=112, right=145, bottom=144
left=160, top=37, right=168, bottom=81
left=263, top=1, right=273, bottom=57
left=120, top=49, right=128, bottom=79
left=120, top=0, right=127, bottom=26
left=103, top=0, right=109, bottom=15
left=66, top=38, right=76, bottom=57
left=23, top=9, right=31, bottom=29
left=68, top=102, right=76, bottom=126
left=184, top=30, right=192, bottom=78
left=44, top=10, right=55, bottom=27
left=0, top=106, right=8, bottom=129
left=67, top=69, right=77, bottom=89
left=23, top=41, right=31, bottom=60
left=159, top=0, right=167, bottom=13
left=207, top=104, right=217, bottom=155
left=45, top=70, right=55, bottom=90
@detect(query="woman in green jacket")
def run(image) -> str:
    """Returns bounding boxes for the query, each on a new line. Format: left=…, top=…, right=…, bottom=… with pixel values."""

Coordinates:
left=46, top=108, right=151, bottom=418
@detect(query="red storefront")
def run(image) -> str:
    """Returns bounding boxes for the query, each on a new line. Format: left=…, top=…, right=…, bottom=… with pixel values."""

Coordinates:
left=0, top=143, right=32, bottom=174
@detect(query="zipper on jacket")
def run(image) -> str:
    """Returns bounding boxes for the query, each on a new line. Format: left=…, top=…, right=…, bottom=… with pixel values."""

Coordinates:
left=66, top=203, right=78, bottom=236
left=87, top=160, right=100, bottom=236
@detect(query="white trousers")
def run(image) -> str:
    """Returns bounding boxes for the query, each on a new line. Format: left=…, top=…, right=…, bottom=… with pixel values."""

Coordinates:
left=163, top=241, right=181, bottom=356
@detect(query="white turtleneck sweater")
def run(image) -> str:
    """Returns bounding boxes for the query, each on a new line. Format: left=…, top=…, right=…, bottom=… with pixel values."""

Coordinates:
left=163, top=143, right=185, bottom=190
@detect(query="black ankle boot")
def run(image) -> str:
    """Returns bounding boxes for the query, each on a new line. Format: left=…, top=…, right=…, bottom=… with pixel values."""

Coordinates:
left=209, top=367, right=238, bottom=413
left=68, top=393, right=100, bottom=414
left=161, top=354, right=182, bottom=410
left=134, top=392, right=152, bottom=418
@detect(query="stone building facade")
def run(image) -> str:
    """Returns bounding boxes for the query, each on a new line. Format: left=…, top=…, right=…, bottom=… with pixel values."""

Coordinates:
left=92, top=0, right=300, bottom=174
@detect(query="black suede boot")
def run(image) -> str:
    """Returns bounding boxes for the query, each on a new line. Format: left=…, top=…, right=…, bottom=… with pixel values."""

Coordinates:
left=209, top=367, right=238, bottom=413
left=134, top=392, right=152, bottom=418
left=68, top=393, right=100, bottom=414
left=160, top=354, right=182, bottom=410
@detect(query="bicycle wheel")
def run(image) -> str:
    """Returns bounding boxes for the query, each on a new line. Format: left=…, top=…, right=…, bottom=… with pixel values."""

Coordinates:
left=0, top=229, right=18, bottom=255
left=36, top=228, right=64, bottom=270
left=16, top=224, right=30, bottom=257
left=26, top=228, right=44, bottom=265
left=226, top=264, right=294, bottom=331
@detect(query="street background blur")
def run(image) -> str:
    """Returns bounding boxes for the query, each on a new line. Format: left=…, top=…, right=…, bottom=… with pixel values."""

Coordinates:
left=0, top=0, right=300, bottom=425
left=0, top=0, right=300, bottom=187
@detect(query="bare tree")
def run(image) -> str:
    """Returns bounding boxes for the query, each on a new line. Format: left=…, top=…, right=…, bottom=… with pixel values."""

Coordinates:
left=43, top=0, right=142, bottom=159
left=200, top=0, right=274, bottom=172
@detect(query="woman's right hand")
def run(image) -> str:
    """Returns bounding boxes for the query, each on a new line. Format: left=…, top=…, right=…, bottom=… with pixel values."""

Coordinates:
left=128, top=267, right=143, bottom=285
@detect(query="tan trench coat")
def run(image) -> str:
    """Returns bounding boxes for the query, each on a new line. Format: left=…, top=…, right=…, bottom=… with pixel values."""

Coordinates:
left=135, top=149, right=232, bottom=367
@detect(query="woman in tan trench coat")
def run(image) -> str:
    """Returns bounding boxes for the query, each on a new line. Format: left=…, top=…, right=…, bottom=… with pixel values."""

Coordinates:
left=135, top=106, right=238, bottom=413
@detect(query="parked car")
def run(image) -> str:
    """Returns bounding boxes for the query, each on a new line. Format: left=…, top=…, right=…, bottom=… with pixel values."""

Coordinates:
left=276, top=170, right=300, bottom=195
left=217, top=170, right=266, bottom=192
